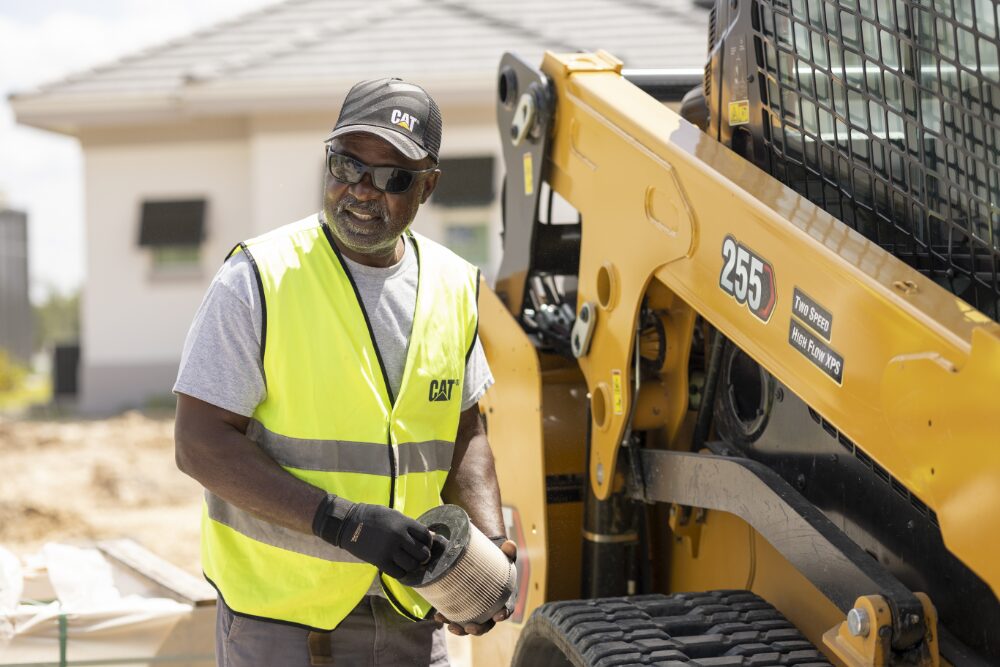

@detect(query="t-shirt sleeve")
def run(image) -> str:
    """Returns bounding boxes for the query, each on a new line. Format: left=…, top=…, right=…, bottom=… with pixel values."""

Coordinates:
left=461, top=335, right=494, bottom=412
left=173, top=252, right=266, bottom=417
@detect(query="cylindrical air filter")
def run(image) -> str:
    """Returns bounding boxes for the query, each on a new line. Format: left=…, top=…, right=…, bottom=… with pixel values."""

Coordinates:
left=399, top=504, right=517, bottom=625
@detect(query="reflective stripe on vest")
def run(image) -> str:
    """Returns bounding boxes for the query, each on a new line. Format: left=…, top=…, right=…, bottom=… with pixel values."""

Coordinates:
left=201, top=215, right=479, bottom=630
left=244, top=419, right=455, bottom=475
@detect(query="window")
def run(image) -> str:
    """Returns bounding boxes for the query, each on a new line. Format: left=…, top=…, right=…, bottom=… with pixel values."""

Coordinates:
left=152, top=245, right=201, bottom=268
left=432, top=157, right=494, bottom=207
left=444, top=223, right=489, bottom=268
left=138, top=199, right=206, bottom=277
left=432, top=156, right=496, bottom=269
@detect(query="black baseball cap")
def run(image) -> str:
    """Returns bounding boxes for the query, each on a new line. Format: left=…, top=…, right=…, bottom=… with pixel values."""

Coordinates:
left=325, top=78, right=442, bottom=163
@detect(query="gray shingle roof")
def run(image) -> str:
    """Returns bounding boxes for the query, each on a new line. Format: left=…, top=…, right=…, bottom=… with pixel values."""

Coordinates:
left=11, top=0, right=709, bottom=131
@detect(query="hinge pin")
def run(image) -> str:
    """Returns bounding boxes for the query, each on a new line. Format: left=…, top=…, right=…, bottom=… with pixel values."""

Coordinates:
left=847, top=607, right=870, bottom=637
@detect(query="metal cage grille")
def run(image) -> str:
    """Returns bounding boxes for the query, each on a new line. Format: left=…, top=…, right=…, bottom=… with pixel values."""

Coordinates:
left=752, top=0, right=1000, bottom=318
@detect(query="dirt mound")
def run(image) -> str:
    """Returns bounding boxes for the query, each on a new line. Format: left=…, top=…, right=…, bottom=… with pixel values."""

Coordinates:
left=0, top=502, right=94, bottom=543
left=0, top=411, right=202, bottom=573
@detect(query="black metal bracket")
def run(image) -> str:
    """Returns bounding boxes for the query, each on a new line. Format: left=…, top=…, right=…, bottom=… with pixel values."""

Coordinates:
left=628, top=448, right=928, bottom=654
left=495, top=52, right=553, bottom=316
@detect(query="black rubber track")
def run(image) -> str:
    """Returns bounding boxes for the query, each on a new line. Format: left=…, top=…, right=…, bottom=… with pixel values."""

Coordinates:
left=510, top=590, right=833, bottom=667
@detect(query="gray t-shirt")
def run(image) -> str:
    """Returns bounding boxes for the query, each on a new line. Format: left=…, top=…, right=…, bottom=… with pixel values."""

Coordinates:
left=174, top=233, right=493, bottom=417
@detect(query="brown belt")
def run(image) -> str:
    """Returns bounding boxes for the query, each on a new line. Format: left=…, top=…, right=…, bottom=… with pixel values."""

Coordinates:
left=307, top=630, right=334, bottom=665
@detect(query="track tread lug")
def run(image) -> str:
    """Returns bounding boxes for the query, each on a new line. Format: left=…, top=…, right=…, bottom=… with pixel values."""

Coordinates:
left=702, top=657, right=755, bottom=667
left=512, top=591, right=832, bottom=667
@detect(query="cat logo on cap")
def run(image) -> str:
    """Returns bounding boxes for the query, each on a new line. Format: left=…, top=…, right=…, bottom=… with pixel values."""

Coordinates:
left=390, top=109, right=420, bottom=132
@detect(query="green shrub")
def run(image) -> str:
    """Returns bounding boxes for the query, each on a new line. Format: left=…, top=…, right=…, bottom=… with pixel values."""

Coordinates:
left=0, top=348, right=27, bottom=393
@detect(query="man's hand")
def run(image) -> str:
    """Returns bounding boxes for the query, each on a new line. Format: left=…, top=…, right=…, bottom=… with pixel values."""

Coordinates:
left=314, top=497, right=432, bottom=579
left=434, top=540, right=517, bottom=636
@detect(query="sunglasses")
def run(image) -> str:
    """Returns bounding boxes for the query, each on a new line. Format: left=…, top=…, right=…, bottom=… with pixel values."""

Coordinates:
left=326, top=150, right=436, bottom=194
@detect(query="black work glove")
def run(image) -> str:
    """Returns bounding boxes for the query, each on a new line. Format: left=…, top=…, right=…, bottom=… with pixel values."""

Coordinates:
left=313, top=495, right=432, bottom=579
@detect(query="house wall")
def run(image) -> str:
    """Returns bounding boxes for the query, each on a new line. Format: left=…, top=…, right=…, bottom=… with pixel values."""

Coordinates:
left=80, top=121, right=252, bottom=413
left=76, top=106, right=501, bottom=414
left=247, top=115, right=327, bottom=236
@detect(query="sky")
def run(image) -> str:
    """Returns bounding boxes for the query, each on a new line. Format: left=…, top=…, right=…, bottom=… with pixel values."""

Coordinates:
left=0, top=0, right=272, bottom=303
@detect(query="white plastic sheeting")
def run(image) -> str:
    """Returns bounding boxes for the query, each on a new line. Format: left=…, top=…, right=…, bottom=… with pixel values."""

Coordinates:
left=0, top=544, right=199, bottom=667
left=0, top=547, right=23, bottom=644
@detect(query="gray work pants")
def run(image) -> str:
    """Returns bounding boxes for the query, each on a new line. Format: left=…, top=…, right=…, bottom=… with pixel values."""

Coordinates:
left=216, top=596, right=450, bottom=667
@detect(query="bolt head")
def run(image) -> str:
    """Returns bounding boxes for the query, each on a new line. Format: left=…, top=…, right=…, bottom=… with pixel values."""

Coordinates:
left=847, top=608, right=870, bottom=637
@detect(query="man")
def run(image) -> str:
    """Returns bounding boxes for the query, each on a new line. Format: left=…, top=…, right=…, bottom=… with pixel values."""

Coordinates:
left=174, top=77, right=514, bottom=667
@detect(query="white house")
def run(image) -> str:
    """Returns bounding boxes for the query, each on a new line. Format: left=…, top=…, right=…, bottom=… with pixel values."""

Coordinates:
left=11, top=0, right=708, bottom=413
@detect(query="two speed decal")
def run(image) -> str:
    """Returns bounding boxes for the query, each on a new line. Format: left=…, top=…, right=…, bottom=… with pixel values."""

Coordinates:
left=719, top=235, right=777, bottom=322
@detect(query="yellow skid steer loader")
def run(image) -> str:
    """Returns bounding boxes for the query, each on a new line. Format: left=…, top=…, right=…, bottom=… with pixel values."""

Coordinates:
left=471, top=0, right=1000, bottom=664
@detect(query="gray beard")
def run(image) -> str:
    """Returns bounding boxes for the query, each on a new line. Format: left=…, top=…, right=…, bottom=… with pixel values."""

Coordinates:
left=325, top=210, right=400, bottom=257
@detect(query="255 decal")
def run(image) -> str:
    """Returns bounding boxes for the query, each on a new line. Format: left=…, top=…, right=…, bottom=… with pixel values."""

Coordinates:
left=719, top=235, right=777, bottom=322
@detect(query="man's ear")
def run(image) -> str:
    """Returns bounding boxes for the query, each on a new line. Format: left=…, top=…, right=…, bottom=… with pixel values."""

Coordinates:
left=419, top=170, right=441, bottom=204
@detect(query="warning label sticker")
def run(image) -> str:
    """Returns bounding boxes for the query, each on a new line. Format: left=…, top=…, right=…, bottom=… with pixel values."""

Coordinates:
left=611, top=370, right=623, bottom=415
left=728, top=100, right=750, bottom=126
left=522, top=152, right=534, bottom=196
left=788, top=320, right=844, bottom=384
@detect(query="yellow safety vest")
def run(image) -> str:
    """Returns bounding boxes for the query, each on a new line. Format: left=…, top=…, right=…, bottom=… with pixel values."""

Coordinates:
left=201, top=215, right=480, bottom=630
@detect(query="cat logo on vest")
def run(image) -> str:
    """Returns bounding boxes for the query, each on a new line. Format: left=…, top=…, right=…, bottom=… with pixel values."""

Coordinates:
left=428, top=379, right=459, bottom=402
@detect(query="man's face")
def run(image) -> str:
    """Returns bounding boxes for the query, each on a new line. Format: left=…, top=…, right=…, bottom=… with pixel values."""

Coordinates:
left=323, top=132, right=439, bottom=263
